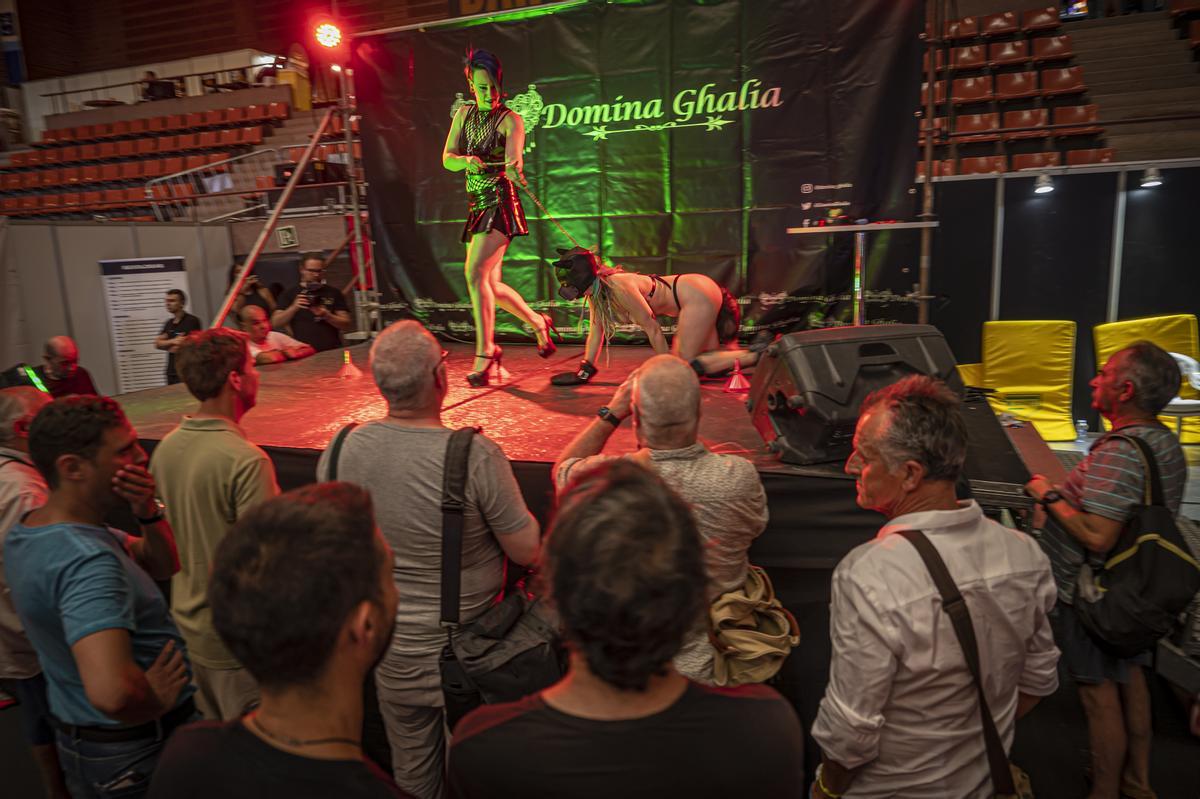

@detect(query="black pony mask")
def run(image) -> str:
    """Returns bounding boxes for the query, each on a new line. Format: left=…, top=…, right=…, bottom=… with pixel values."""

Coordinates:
left=552, top=247, right=601, bottom=301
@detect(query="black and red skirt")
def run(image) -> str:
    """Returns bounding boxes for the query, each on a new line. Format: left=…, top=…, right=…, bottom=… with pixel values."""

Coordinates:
left=461, top=177, right=529, bottom=243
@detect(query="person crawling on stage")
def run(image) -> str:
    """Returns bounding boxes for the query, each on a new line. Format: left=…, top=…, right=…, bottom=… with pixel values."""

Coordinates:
left=549, top=247, right=741, bottom=386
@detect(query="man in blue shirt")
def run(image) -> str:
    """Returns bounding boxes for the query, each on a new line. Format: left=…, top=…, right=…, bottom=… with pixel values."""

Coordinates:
left=5, top=395, right=194, bottom=799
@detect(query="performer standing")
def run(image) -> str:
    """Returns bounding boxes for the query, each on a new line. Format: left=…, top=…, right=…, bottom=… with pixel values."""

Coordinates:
left=550, top=247, right=741, bottom=386
left=442, top=49, right=556, bottom=387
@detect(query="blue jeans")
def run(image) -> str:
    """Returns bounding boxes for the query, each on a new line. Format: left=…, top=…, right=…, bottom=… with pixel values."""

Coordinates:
left=55, top=729, right=171, bottom=799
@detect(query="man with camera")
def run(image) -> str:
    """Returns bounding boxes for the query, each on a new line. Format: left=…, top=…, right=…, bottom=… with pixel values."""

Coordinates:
left=271, top=253, right=352, bottom=353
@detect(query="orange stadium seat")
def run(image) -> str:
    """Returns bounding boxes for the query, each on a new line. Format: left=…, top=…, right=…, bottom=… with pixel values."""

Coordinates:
left=147, top=116, right=168, bottom=133
left=119, top=161, right=142, bottom=181
left=997, top=71, right=1039, bottom=100
left=225, top=106, right=247, bottom=124
left=1002, top=108, right=1050, bottom=140
left=136, top=137, right=157, bottom=156
left=111, top=121, right=131, bottom=138
left=204, top=109, right=225, bottom=127
left=240, top=126, right=264, bottom=146
left=267, top=102, right=289, bottom=121
left=945, top=17, right=979, bottom=40
left=953, top=112, right=1000, bottom=143
left=185, top=112, right=205, bottom=130
left=959, top=155, right=1007, bottom=175
left=97, top=142, right=118, bottom=159
left=981, top=11, right=1019, bottom=37
left=952, top=76, right=993, bottom=104
left=951, top=45, right=986, bottom=70
left=100, top=164, right=120, bottom=183
left=1012, top=152, right=1061, bottom=170
left=1054, top=104, right=1104, bottom=137
left=988, top=40, right=1028, bottom=67
left=1022, top=7, right=1060, bottom=33
left=116, top=139, right=135, bottom=158
left=129, top=118, right=148, bottom=136
left=1042, top=67, right=1086, bottom=97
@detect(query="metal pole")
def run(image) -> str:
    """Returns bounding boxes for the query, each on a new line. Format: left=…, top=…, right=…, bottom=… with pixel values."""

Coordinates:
left=917, top=0, right=944, bottom=325
left=340, top=67, right=368, bottom=295
left=210, top=107, right=337, bottom=328
left=853, top=231, right=866, bottom=326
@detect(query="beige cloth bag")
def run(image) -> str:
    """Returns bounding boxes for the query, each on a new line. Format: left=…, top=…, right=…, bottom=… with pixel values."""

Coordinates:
left=709, top=565, right=800, bottom=686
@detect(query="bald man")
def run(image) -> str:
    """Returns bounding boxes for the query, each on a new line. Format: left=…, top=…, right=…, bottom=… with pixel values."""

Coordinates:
left=0, top=387, right=70, bottom=798
left=552, top=354, right=768, bottom=683
left=240, top=306, right=315, bottom=365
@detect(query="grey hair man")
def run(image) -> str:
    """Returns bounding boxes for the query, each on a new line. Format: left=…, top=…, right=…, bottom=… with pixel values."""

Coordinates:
left=553, top=354, right=768, bottom=683
left=315, top=320, right=539, bottom=799
left=0, top=387, right=70, bottom=798
left=1025, top=341, right=1186, bottom=799
left=811, top=375, right=1059, bottom=799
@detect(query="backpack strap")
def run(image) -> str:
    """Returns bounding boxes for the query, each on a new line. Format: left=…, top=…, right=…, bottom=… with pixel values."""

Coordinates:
left=440, top=427, right=479, bottom=626
left=1107, top=433, right=1164, bottom=508
left=897, top=529, right=1017, bottom=797
left=325, top=423, right=359, bottom=481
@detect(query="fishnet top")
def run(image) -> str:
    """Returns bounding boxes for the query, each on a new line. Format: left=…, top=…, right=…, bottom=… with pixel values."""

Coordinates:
left=459, top=103, right=511, bottom=210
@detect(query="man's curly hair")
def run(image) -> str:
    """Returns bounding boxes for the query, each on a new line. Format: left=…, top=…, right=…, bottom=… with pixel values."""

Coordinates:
left=545, top=459, right=707, bottom=691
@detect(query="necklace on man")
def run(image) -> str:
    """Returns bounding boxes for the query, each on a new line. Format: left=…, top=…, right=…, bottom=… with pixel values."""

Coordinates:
left=249, top=712, right=362, bottom=750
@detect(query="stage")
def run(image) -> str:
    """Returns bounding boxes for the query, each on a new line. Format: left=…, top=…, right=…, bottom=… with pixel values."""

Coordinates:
left=118, top=340, right=886, bottom=567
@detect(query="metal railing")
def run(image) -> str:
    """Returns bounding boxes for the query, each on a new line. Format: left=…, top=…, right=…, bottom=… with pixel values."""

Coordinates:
left=41, top=65, right=270, bottom=115
left=146, top=147, right=286, bottom=222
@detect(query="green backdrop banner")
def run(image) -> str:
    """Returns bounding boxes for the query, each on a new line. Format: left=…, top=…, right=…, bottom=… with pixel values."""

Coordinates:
left=355, top=0, right=923, bottom=341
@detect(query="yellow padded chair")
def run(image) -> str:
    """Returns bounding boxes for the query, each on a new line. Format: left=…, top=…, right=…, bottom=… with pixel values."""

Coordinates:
left=1093, top=313, right=1200, bottom=443
left=957, top=320, right=1077, bottom=441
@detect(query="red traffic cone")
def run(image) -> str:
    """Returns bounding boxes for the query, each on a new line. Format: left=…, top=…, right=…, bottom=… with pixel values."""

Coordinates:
left=724, top=361, right=751, bottom=393
left=338, top=349, right=363, bottom=380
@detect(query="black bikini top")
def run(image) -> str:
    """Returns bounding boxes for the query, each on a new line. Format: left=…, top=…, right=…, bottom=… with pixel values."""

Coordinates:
left=647, top=274, right=681, bottom=310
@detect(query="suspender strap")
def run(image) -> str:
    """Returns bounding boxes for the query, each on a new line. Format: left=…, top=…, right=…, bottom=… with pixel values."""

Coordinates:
left=897, top=529, right=1017, bottom=796
left=325, top=423, right=359, bottom=481
left=439, top=427, right=479, bottom=626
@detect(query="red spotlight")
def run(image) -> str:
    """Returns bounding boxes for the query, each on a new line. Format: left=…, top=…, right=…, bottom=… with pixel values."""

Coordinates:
left=315, top=22, right=342, bottom=48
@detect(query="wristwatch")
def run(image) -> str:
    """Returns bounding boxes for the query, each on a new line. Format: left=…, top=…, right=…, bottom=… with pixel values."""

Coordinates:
left=597, top=406, right=623, bottom=427
left=136, top=499, right=167, bottom=525
left=1038, top=489, right=1064, bottom=507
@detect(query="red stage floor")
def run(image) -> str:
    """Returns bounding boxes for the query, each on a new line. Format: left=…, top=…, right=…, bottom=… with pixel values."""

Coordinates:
left=118, top=341, right=808, bottom=474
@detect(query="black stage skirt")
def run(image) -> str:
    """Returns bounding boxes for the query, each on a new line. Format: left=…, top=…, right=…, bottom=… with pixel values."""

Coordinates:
left=461, top=178, right=529, bottom=243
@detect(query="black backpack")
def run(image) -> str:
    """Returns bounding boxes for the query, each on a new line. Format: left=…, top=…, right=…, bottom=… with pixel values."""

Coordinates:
left=1073, top=434, right=1200, bottom=658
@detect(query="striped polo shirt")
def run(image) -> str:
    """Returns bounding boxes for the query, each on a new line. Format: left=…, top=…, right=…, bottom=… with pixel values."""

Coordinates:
left=1039, top=422, right=1187, bottom=603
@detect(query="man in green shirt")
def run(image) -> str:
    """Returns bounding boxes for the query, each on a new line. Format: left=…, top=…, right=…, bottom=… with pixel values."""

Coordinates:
left=150, top=329, right=279, bottom=720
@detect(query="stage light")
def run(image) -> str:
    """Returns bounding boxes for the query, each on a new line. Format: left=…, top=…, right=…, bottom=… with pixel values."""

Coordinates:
left=1034, top=174, right=1054, bottom=194
left=1140, top=167, right=1163, bottom=188
left=316, top=22, right=342, bottom=48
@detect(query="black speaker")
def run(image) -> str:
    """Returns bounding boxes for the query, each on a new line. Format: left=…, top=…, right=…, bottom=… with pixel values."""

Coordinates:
left=274, top=160, right=350, bottom=187
left=746, top=324, right=963, bottom=465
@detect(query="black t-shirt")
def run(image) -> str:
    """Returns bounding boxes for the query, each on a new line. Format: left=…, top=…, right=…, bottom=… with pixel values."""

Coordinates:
left=159, top=312, right=203, bottom=382
left=448, top=682, right=806, bottom=798
left=148, top=720, right=412, bottom=799
left=277, top=284, right=349, bottom=352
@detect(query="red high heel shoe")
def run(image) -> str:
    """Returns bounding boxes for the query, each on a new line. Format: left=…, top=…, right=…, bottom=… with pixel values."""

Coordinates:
left=536, top=313, right=562, bottom=359
left=466, top=347, right=503, bottom=388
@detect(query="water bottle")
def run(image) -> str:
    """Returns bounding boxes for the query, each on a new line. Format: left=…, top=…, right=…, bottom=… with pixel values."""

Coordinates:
left=1075, top=419, right=1089, bottom=442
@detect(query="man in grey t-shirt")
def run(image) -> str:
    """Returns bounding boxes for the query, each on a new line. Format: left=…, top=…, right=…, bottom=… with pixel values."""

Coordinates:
left=1026, top=341, right=1187, bottom=799
left=316, top=321, right=539, bottom=799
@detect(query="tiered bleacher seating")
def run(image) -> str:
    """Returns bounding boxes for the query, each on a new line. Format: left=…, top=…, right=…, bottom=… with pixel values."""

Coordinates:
left=0, top=102, right=287, bottom=219
left=917, top=6, right=1116, bottom=177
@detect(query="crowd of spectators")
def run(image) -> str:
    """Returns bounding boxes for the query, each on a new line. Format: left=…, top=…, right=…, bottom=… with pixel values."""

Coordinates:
left=0, top=320, right=1192, bottom=799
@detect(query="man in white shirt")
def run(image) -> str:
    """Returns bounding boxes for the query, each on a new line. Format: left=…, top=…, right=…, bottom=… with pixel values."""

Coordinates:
left=810, top=375, right=1060, bottom=799
left=240, top=305, right=315, bottom=365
